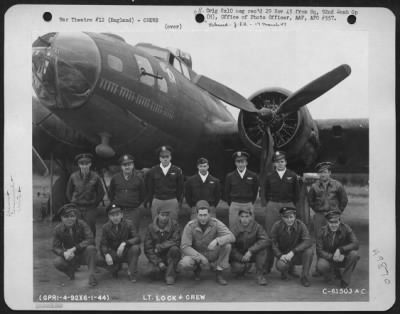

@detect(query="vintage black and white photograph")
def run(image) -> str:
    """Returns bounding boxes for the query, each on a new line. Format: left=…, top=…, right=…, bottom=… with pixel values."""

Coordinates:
left=4, top=4, right=396, bottom=311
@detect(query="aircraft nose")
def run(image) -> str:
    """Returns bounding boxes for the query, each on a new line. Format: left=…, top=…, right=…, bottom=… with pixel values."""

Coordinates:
left=32, top=32, right=101, bottom=109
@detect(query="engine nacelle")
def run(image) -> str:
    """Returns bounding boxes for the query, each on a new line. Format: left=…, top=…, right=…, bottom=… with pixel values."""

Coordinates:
left=238, top=88, right=320, bottom=170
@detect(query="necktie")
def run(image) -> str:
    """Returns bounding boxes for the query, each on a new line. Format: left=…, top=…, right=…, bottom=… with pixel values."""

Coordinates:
left=331, top=232, right=336, bottom=247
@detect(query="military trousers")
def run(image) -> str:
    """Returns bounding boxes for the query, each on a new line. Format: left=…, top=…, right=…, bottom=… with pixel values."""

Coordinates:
left=53, top=245, right=97, bottom=277
left=311, top=211, right=328, bottom=237
left=124, top=207, right=142, bottom=233
left=316, top=250, right=360, bottom=285
left=180, top=243, right=232, bottom=271
left=276, top=246, right=314, bottom=278
left=150, top=246, right=181, bottom=279
left=76, top=205, right=98, bottom=238
left=98, top=244, right=141, bottom=276
left=230, top=248, right=267, bottom=275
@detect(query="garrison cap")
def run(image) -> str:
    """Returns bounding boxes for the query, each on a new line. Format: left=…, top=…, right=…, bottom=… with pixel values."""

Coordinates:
left=279, top=206, right=296, bottom=216
left=273, top=151, right=286, bottom=162
left=238, top=208, right=252, bottom=216
left=315, top=161, right=334, bottom=172
left=106, top=203, right=123, bottom=215
left=57, top=203, right=79, bottom=218
left=325, top=210, right=341, bottom=221
left=232, top=151, right=249, bottom=161
left=197, top=157, right=209, bottom=165
left=196, top=200, right=210, bottom=210
left=74, top=153, right=93, bottom=164
left=157, top=145, right=173, bottom=157
left=119, top=154, right=134, bottom=165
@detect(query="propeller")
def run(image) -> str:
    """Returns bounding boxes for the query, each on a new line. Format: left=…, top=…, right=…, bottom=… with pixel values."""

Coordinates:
left=256, top=64, right=351, bottom=204
left=195, top=64, right=351, bottom=194
left=276, top=64, right=351, bottom=115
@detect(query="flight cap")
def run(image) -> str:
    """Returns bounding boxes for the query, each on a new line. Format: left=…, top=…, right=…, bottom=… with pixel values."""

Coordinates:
left=273, top=151, right=286, bottom=162
left=315, top=161, right=334, bottom=172
left=75, top=153, right=93, bottom=164
left=279, top=206, right=296, bottom=217
left=106, top=203, right=123, bottom=215
left=119, top=154, right=134, bottom=165
left=197, top=157, right=209, bottom=165
left=232, top=151, right=249, bottom=161
left=57, top=203, right=79, bottom=218
left=325, top=210, right=341, bottom=221
left=157, top=145, right=173, bottom=157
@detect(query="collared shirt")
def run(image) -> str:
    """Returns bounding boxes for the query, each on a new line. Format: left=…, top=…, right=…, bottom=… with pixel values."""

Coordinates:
left=270, top=219, right=312, bottom=257
left=181, top=218, right=235, bottom=256
left=316, top=223, right=359, bottom=260
left=264, top=168, right=299, bottom=203
left=277, top=169, right=286, bottom=179
left=160, top=163, right=172, bottom=176
left=109, top=171, right=145, bottom=208
left=224, top=169, right=259, bottom=205
left=308, top=178, right=348, bottom=213
left=237, top=168, right=247, bottom=179
left=52, top=219, right=94, bottom=257
left=230, top=220, right=270, bottom=258
left=184, top=173, right=221, bottom=207
left=199, top=172, right=208, bottom=183
left=66, top=170, right=105, bottom=207
left=100, top=218, right=141, bottom=255
left=144, top=217, right=181, bottom=265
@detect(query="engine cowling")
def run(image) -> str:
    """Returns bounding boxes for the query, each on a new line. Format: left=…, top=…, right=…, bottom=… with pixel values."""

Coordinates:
left=238, top=88, right=320, bottom=169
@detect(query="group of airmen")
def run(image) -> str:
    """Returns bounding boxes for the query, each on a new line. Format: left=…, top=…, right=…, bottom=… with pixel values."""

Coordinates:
left=52, top=146, right=360, bottom=290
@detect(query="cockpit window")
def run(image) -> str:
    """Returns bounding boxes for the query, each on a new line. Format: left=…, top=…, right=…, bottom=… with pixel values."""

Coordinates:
left=107, top=55, right=123, bottom=72
left=180, top=61, right=191, bottom=79
left=136, top=44, right=169, bottom=62
left=134, top=54, right=155, bottom=86
left=158, top=75, right=168, bottom=93
left=173, top=57, right=182, bottom=73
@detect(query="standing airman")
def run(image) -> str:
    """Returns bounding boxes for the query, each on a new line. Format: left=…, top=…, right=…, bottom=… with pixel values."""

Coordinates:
left=185, top=157, right=221, bottom=219
left=108, top=154, right=145, bottom=232
left=66, top=153, right=105, bottom=237
left=145, top=146, right=184, bottom=222
left=308, top=161, right=348, bottom=236
left=224, top=151, right=259, bottom=229
left=264, top=151, right=300, bottom=273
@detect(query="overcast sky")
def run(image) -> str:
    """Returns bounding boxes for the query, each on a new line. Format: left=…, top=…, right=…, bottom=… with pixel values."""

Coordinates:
left=117, top=30, right=368, bottom=120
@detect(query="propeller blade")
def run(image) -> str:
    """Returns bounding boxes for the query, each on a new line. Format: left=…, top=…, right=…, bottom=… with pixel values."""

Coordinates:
left=276, top=64, right=351, bottom=115
left=193, top=74, right=259, bottom=112
left=259, top=128, right=274, bottom=206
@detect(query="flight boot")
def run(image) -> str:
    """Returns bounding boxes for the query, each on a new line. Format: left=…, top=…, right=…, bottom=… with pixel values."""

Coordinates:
left=216, top=270, right=228, bottom=285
